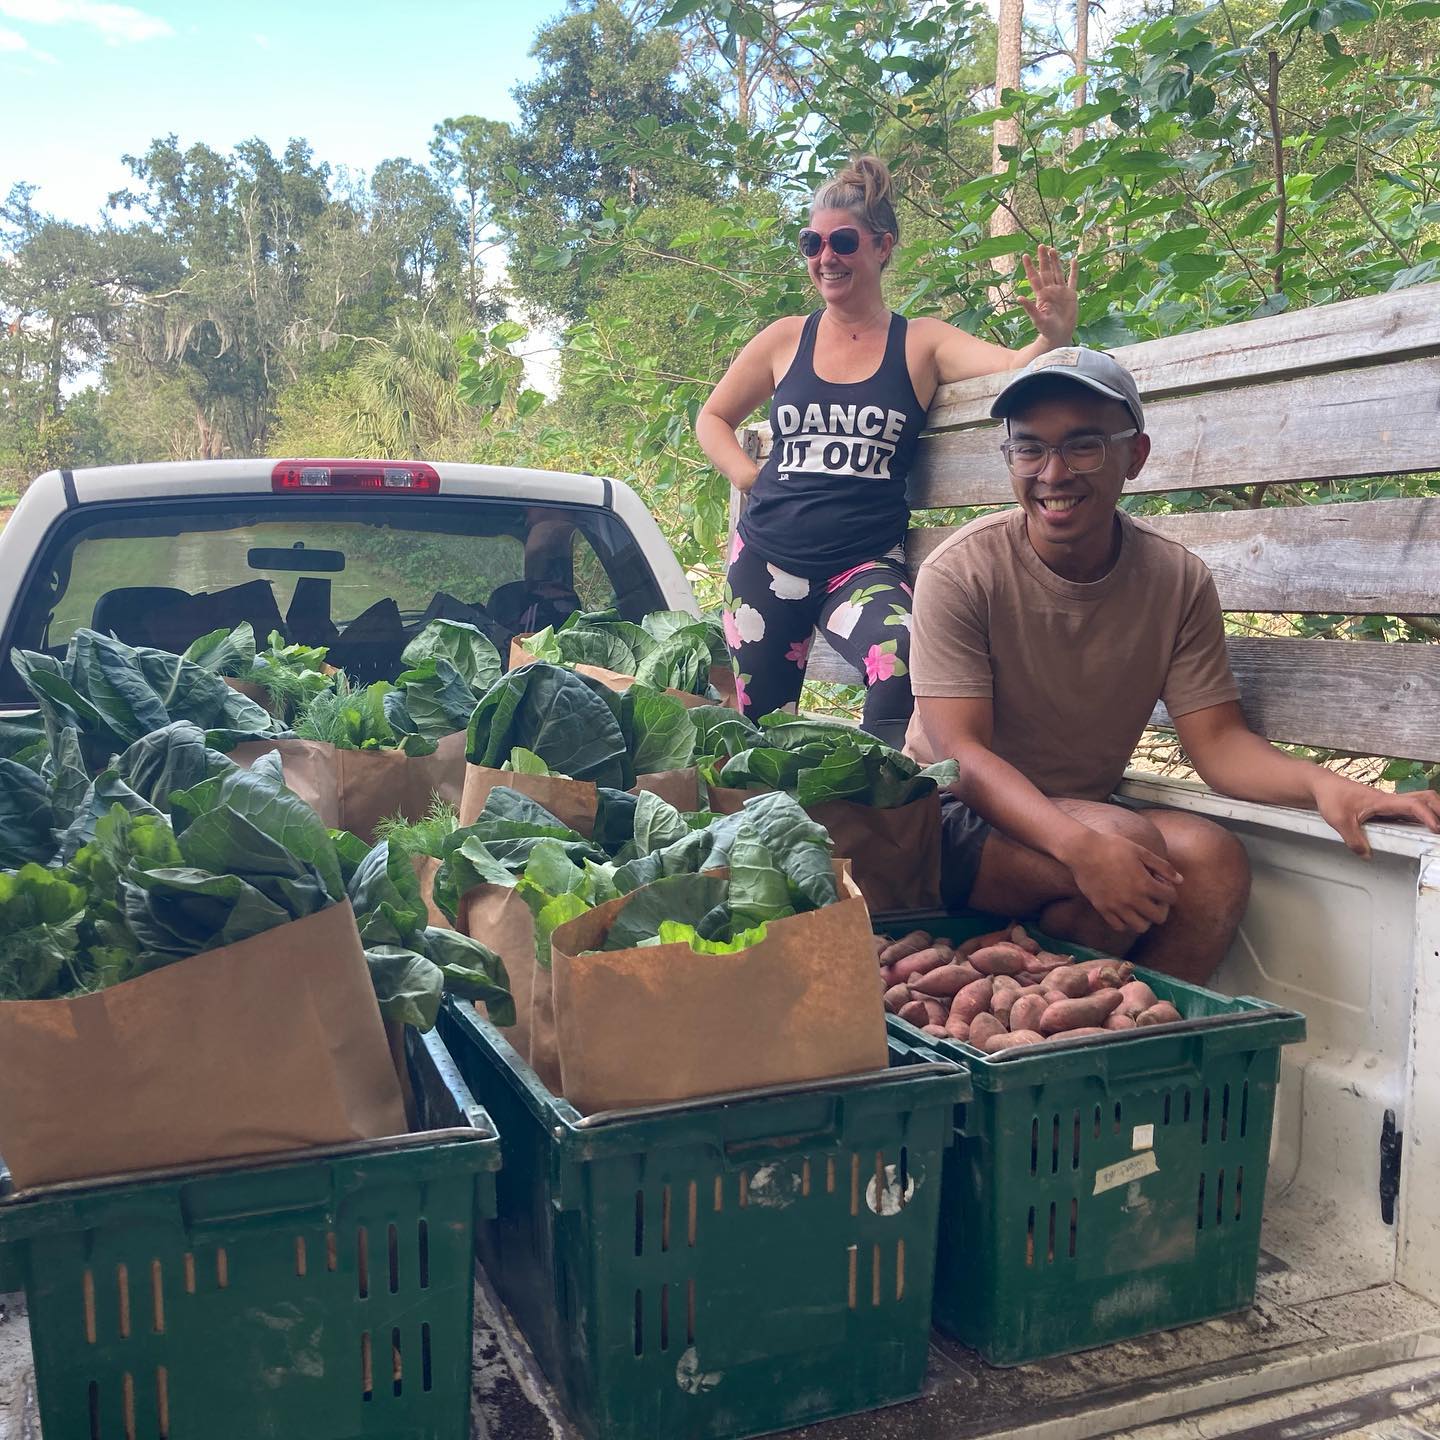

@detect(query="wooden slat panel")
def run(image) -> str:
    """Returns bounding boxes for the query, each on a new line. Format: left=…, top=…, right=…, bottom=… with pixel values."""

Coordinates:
left=808, top=633, right=1440, bottom=760
left=907, top=356, right=1440, bottom=507
left=924, top=284, right=1440, bottom=430
left=1158, top=636, right=1440, bottom=762
left=906, top=498, right=1440, bottom=614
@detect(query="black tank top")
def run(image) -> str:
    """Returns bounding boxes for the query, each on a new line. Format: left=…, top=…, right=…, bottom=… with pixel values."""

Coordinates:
left=737, top=309, right=926, bottom=578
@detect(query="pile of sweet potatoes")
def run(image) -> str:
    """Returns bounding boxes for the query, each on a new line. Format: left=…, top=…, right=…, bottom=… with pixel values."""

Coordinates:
left=878, top=925, right=1183, bottom=1054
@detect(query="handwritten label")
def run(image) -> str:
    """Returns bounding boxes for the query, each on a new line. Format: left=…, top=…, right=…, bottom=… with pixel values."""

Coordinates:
left=1093, top=1151, right=1160, bottom=1196
left=1132, top=1124, right=1155, bottom=1151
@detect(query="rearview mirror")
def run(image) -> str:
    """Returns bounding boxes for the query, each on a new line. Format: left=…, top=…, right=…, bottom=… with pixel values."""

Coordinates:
left=247, top=544, right=346, bottom=573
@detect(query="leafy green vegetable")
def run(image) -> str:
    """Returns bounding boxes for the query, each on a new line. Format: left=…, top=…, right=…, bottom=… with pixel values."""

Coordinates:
left=0, top=864, right=88, bottom=1000
left=296, top=677, right=437, bottom=755
left=467, top=663, right=632, bottom=785
left=620, top=685, right=698, bottom=775
left=0, top=756, right=58, bottom=868
left=401, top=620, right=501, bottom=692
left=345, top=835, right=512, bottom=1028
left=12, top=628, right=279, bottom=768
left=521, top=608, right=724, bottom=697
left=706, top=716, right=959, bottom=810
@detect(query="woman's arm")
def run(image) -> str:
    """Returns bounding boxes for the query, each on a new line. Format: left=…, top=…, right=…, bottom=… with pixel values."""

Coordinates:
left=929, top=245, right=1080, bottom=384
left=695, top=322, right=792, bottom=493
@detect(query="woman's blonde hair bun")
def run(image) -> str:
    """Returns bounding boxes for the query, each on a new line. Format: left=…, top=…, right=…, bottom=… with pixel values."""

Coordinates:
left=811, top=155, right=899, bottom=245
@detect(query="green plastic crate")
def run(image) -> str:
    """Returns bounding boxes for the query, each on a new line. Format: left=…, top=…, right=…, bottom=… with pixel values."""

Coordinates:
left=878, top=911, right=1306, bottom=1366
left=0, top=1029, right=500, bottom=1440
left=439, top=1000, right=970, bottom=1440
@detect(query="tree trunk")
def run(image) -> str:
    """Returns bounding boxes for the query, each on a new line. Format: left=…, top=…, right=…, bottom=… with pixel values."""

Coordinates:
left=1071, top=0, right=1089, bottom=151
left=991, top=0, right=1023, bottom=242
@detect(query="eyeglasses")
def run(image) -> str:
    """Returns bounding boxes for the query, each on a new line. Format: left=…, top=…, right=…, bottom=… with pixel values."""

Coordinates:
left=1000, top=428, right=1138, bottom=478
left=798, top=226, right=862, bottom=258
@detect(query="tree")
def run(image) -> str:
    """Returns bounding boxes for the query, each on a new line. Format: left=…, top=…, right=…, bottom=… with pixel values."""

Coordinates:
left=371, top=157, right=463, bottom=309
left=430, top=115, right=511, bottom=321
left=494, top=0, right=723, bottom=321
left=991, top=0, right=1024, bottom=241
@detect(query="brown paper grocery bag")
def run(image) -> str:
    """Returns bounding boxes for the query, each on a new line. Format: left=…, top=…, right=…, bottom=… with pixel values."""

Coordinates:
left=232, top=733, right=466, bottom=842
left=706, top=786, right=942, bottom=914
left=0, top=902, right=406, bottom=1190
left=459, top=764, right=701, bottom=835
left=337, top=731, right=467, bottom=842
left=550, top=864, right=887, bottom=1114
left=455, top=884, right=545, bottom=1077
left=229, top=738, right=343, bottom=827
left=509, top=640, right=718, bottom=709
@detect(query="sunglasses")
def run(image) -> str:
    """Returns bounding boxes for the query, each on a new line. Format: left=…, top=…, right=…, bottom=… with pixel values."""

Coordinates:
left=798, top=226, right=862, bottom=258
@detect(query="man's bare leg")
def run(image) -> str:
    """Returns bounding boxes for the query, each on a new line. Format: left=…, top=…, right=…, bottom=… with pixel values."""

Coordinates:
left=1128, top=810, right=1251, bottom=983
left=963, top=801, right=1250, bottom=982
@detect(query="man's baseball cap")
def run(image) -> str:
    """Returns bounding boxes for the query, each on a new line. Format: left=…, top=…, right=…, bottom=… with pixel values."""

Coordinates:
left=990, top=346, right=1145, bottom=432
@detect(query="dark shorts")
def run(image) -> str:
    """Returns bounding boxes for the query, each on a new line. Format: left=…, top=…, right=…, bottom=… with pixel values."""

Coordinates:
left=939, top=794, right=994, bottom=908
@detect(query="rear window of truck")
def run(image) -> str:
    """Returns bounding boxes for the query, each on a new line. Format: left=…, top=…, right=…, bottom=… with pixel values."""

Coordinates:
left=0, top=495, right=666, bottom=703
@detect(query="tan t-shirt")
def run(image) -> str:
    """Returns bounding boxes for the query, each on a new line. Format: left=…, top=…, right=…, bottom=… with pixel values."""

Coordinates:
left=905, top=509, right=1239, bottom=800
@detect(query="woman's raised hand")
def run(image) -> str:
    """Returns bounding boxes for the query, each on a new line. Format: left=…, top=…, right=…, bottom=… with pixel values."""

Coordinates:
left=1018, top=245, right=1079, bottom=347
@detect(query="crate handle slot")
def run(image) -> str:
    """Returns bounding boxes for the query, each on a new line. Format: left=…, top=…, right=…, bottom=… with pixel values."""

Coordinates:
left=721, top=1111, right=846, bottom=1167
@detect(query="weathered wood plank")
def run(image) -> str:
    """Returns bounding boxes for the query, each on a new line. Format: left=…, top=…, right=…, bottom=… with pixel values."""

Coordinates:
left=807, top=633, right=1440, bottom=760
left=924, top=283, right=1440, bottom=430
left=907, top=355, right=1440, bottom=507
left=904, top=498, right=1440, bottom=614
left=1156, top=636, right=1440, bottom=761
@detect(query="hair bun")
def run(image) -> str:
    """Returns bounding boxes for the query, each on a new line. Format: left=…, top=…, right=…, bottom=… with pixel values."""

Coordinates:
left=810, top=155, right=900, bottom=251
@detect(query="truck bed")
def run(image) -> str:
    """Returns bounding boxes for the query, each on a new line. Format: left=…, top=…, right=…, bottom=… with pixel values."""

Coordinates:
left=6, top=1186, right=1439, bottom=1440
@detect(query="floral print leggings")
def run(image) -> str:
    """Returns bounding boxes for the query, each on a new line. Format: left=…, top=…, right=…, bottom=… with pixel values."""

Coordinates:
left=722, top=533, right=913, bottom=739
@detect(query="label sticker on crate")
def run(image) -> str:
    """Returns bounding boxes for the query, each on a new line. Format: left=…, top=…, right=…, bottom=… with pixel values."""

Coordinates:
left=1132, top=1124, right=1155, bottom=1151
left=1093, top=1151, right=1160, bottom=1195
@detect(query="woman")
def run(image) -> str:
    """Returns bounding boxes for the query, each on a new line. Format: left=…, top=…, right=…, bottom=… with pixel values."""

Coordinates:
left=695, top=155, right=1079, bottom=744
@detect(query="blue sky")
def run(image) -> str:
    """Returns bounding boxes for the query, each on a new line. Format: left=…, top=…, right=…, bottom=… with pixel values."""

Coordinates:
left=0, top=0, right=547, bottom=223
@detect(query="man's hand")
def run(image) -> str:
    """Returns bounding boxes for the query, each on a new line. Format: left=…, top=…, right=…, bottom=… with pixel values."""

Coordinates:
left=1311, top=770, right=1440, bottom=858
left=1063, top=830, right=1182, bottom=934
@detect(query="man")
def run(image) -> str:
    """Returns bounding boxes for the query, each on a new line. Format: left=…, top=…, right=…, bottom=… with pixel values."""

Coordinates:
left=906, top=346, right=1440, bottom=982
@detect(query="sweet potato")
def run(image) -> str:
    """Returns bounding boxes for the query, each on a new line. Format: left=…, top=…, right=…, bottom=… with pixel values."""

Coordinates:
left=872, top=934, right=889, bottom=960
left=889, top=946, right=951, bottom=982
left=1009, top=925, right=1042, bottom=954
left=958, top=927, right=1010, bottom=957
left=1045, top=1025, right=1108, bottom=1040
left=922, top=1024, right=950, bottom=1038
left=883, top=984, right=912, bottom=1013
left=992, top=986, right=1019, bottom=1025
left=1136, top=1000, right=1183, bottom=1027
left=910, top=962, right=982, bottom=998
left=985, top=1029, right=1044, bottom=1052
left=1042, top=965, right=1093, bottom=999
left=1105, top=1012, right=1137, bottom=1030
left=1024, top=951, right=1073, bottom=975
left=1087, top=960, right=1133, bottom=991
left=969, top=943, right=1030, bottom=977
left=968, top=1012, right=1007, bottom=1048
left=879, top=931, right=933, bottom=965
left=898, top=999, right=930, bottom=1028
left=1009, top=993, right=1048, bottom=1034
left=923, top=997, right=948, bottom=1026
left=1039, top=990, right=1125, bottom=1034
left=1118, top=980, right=1159, bottom=1018
left=945, top=1016, right=971, bottom=1042
left=949, top=977, right=994, bottom=1026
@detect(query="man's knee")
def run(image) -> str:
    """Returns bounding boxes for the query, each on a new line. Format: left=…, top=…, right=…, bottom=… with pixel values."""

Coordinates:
left=1152, top=812, right=1251, bottom=912
left=1053, top=798, right=1168, bottom=857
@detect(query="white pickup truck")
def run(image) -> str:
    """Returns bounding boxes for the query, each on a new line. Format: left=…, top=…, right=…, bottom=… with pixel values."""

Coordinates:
left=4, top=281, right=1440, bottom=1440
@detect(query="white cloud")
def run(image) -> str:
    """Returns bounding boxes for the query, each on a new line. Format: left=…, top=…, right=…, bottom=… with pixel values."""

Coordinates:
left=0, top=0, right=172, bottom=43
left=0, top=20, right=54, bottom=58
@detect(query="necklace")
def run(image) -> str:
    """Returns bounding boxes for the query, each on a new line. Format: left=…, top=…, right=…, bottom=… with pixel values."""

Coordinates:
left=824, top=307, right=888, bottom=342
